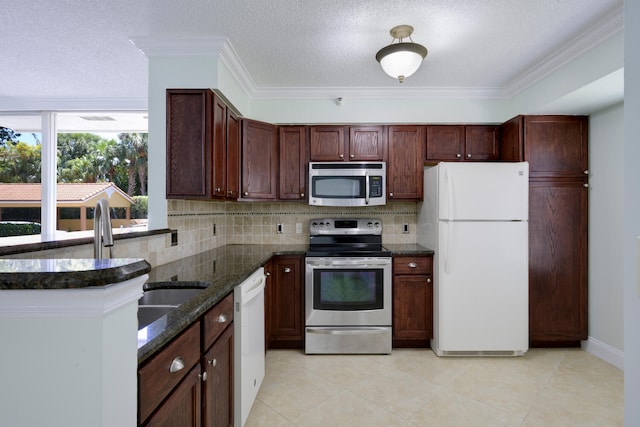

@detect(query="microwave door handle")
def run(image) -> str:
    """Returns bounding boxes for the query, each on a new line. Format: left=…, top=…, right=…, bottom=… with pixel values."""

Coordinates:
left=365, top=172, right=370, bottom=205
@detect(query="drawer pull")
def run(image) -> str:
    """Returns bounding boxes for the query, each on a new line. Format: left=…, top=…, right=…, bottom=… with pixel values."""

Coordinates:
left=207, top=358, right=217, bottom=367
left=284, top=267, right=291, bottom=273
left=169, top=357, right=185, bottom=373
left=199, top=371, right=208, bottom=382
left=408, top=262, right=417, bottom=268
left=217, top=314, right=228, bottom=324
left=427, top=278, right=432, bottom=283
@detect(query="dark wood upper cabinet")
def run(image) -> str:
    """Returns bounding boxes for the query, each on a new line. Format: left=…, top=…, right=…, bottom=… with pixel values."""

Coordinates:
left=499, top=116, right=524, bottom=162
left=387, top=125, right=425, bottom=201
left=212, top=95, right=227, bottom=199
left=426, top=125, right=499, bottom=162
left=524, top=115, right=589, bottom=177
left=278, top=126, right=307, bottom=200
left=309, top=126, right=346, bottom=161
left=349, top=126, right=385, bottom=160
left=309, top=125, right=385, bottom=161
left=241, top=119, right=278, bottom=200
left=226, top=110, right=241, bottom=200
left=166, top=89, right=213, bottom=199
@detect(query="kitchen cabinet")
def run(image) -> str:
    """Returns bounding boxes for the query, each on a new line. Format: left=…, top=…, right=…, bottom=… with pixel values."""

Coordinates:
left=279, top=126, right=307, bottom=200
left=139, top=321, right=201, bottom=424
left=201, top=293, right=234, bottom=427
left=139, top=294, right=234, bottom=427
left=241, top=119, right=278, bottom=200
left=387, top=125, right=425, bottom=201
left=392, top=255, right=433, bottom=348
left=166, top=89, right=239, bottom=200
left=309, top=125, right=385, bottom=161
left=426, top=125, right=499, bottom=162
left=501, top=115, right=589, bottom=346
left=267, top=255, right=304, bottom=349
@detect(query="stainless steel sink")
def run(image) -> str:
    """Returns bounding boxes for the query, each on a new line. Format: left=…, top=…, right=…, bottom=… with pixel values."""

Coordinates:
left=138, top=288, right=205, bottom=306
left=138, top=306, right=176, bottom=329
left=137, top=283, right=208, bottom=329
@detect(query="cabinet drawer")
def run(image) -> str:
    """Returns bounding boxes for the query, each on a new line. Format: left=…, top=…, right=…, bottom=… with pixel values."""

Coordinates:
left=139, top=321, right=201, bottom=423
left=393, top=256, right=432, bottom=275
left=203, top=292, right=234, bottom=350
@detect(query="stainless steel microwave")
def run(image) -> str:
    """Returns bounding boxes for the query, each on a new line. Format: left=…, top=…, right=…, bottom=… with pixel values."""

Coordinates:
left=308, top=162, right=386, bottom=206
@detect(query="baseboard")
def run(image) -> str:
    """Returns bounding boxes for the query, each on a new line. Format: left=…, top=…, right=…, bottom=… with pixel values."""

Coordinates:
left=582, top=336, right=624, bottom=370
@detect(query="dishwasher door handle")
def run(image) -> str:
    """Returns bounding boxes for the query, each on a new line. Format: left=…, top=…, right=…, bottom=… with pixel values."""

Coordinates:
left=239, top=277, right=266, bottom=306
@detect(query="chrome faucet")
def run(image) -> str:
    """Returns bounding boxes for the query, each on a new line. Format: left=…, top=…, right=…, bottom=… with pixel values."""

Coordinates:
left=94, top=198, right=114, bottom=258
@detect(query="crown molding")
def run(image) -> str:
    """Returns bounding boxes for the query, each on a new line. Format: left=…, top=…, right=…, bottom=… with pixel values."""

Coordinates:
left=506, top=3, right=623, bottom=97
left=251, top=86, right=509, bottom=100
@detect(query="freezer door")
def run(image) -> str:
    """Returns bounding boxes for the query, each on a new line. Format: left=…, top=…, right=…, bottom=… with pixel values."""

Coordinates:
left=438, top=162, right=529, bottom=221
left=434, top=220, right=528, bottom=353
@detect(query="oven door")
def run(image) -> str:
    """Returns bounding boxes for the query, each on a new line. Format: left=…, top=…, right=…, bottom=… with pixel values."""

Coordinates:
left=305, top=257, right=392, bottom=326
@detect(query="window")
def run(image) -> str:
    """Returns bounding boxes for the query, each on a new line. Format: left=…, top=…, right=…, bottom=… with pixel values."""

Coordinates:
left=0, top=112, right=148, bottom=241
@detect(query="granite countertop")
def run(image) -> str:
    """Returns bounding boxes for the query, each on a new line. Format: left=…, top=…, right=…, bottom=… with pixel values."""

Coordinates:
left=137, top=243, right=432, bottom=364
left=0, top=258, right=151, bottom=289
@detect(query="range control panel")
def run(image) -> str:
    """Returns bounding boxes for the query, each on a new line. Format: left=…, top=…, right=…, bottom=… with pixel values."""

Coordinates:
left=309, top=218, right=382, bottom=236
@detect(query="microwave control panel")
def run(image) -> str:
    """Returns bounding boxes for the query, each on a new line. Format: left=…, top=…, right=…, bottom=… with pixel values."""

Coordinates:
left=370, top=176, right=383, bottom=197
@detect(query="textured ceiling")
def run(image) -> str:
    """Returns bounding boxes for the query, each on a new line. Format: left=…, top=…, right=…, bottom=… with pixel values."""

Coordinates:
left=0, top=0, right=623, bottom=104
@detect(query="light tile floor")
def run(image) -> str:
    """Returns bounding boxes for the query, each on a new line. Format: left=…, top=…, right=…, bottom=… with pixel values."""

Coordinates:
left=245, top=348, right=623, bottom=427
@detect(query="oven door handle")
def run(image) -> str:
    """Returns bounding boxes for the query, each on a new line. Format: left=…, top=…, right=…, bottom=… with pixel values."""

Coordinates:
left=306, top=260, right=390, bottom=267
left=306, top=327, right=389, bottom=335
left=365, top=171, right=370, bottom=205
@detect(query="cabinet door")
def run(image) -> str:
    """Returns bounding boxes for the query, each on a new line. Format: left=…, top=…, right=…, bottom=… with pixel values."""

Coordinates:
left=166, top=89, right=212, bottom=199
left=269, top=255, right=304, bottom=348
left=212, top=95, right=227, bottom=198
left=241, top=119, right=277, bottom=199
left=524, top=116, right=589, bottom=177
left=499, top=116, right=523, bottom=161
left=426, top=125, right=465, bottom=161
left=349, top=126, right=385, bottom=160
left=226, top=110, right=241, bottom=199
left=465, top=125, right=499, bottom=160
left=387, top=125, right=425, bottom=200
left=309, top=126, right=346, bottom=161
left=393, top=275, right=433, bottom=344
left=202, top=326, right=233, bottom=427
left=529, top=179, right=588, bottom=344
left=279, top=126, right=307, bottom=200
left=142, top=365, right=202, bottom=427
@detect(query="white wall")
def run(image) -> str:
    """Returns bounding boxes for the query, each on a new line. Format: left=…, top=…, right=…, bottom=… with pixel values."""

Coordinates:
left=624, top=1, right=640, bottom=424
left=586, top=103, right=624, bottom=364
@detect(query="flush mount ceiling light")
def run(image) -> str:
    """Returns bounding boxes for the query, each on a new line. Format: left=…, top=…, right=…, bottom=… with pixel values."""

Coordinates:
left=375, top=25, right=428, bottom=83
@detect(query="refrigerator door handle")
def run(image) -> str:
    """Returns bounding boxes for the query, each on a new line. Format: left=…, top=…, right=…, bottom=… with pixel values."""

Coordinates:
left=444, top=221, right=452, bottom=274
left=445, top=167, right=454, bottom=221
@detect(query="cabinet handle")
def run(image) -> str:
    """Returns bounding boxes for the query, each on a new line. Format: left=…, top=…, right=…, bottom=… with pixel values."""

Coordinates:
left=244, top=191, right=249, bottom=196
left=169, top=357, right=185, bottom=373
left=339, top=154, right=344, bottom=159
left=584, top=183, right=589, bottom=188
left=408, top=262, right=417, bottom=268
left=207, top=358, right=217, bottom=367
left=215, top=187, right=221, bottom=192
left=456, top=154, right=462, bottom=158
left=389, top=192, right=393, bottom=197
left=227, top=190, right=232, bottom=195
left=199, top=371, right=208, bottom=382
left=427, top=278, right=432, bottom=283
left=217, top=314, right=228, bottom=324
left=283, top=267, right=291, bottom=273
left=467, top=153, right=471, bottom=158
left=301, top=193, right=305, bottom=197
left=265, top=271, right=271, bottom=276
left=584, top=170, right=590, bottom=175
left=350, top=154, right=355, bottom=159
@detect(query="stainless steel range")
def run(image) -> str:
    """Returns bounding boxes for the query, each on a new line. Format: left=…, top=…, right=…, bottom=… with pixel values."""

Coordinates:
left=305, top=218, right=392, bottom=354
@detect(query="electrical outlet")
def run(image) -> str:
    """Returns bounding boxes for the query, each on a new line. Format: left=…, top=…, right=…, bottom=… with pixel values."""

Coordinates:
left=276, top=223, right=283, bottom=234
left=402, top=223, right=409, bottom=234
left=296, top=223, right=303, bottom=234
left=212, top=223, right=216, bottom=236
left=171, top=230, right=178, bottom=246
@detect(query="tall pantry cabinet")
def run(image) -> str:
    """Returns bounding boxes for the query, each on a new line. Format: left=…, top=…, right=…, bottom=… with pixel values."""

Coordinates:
left=500, top=115, right=589, bottom=346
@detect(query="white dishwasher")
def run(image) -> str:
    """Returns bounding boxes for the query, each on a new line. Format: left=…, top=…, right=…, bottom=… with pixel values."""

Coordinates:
left=233, top=267, right=266, bottom=427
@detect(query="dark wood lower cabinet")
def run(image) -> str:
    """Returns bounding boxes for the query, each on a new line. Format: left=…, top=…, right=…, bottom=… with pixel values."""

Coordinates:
left=529, top=178, right=588, bottom=345
left=392, top=255, right=433, bottom=348
left=202, top=325, right=233, bottom=427
left=267, top=255, right=304, bottom=349
left=142, top=365, right=202, bottom=427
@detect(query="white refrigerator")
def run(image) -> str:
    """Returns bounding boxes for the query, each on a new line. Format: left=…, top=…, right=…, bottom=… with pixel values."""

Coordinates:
left=417, top=162, right=529, bottom=356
